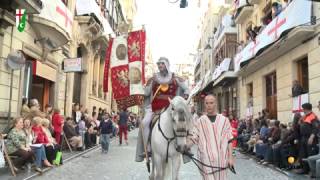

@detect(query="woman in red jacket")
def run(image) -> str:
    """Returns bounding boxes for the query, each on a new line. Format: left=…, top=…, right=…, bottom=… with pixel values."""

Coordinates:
left=52, top=109, right=64, bottom=144
left=32, top=117, right=56, bottom=164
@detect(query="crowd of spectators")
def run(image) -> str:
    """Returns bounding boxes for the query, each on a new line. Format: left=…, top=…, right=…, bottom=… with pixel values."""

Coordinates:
left=234, top=0, right=293, bottom=51
left=237, top=102, right=320, bottom=178
left=1, top=98, right=139, bottom=174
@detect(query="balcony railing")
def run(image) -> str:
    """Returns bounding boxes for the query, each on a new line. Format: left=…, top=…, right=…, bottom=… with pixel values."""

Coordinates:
left=76, top=0, right=114, bottom=36
left=233, top=0, right=253, bottom=24
left=213, top=15, right=237, bottom=48
left=234, top=0, right=312, bottom=72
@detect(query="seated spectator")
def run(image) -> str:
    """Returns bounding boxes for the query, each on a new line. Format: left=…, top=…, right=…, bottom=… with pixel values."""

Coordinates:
left=276, top=113, right=301, bottom=170
left=256, top=120, right=281, bottom=164
left=27, top=99, right=46, bottom=122
left=52, top=109, right=64, bottom=144
left=21, top=97, right=30, bottom=118
left=238, top=119, right=254, bottom=151
left=85, top=116, right=98, bottom=148
left=63, top=117, right=83, bottom=150
left=42, top=118, right=62, bottom=164
left=270, top=123, right=289, bottom=167
left=23, top=117, right=51, bottom=172
left=32, top=117, right=56, bottom=165
left=295, top=103, right=319, bottom=174
left=247, top=119, right=269, bottom=154
left=6, top=117, right=34, bottom=170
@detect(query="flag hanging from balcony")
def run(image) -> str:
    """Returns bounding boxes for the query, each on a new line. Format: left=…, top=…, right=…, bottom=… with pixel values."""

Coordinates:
left=292, top=93, right=309, bottom=113
left=103, top=30, right=146, bottom=109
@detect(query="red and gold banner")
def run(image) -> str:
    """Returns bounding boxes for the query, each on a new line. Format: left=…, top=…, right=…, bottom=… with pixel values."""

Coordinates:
left=103, top=30, right=146, bottom=109
left=103, top=38, right=113, bottom=92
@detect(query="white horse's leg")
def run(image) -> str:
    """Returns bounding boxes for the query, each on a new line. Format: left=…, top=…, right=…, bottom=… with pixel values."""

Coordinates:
left=150, top=155, right=155, bottom=180
left=171, top=154, right=181, bottom=180
left=154, top=154, right=164, bottom=180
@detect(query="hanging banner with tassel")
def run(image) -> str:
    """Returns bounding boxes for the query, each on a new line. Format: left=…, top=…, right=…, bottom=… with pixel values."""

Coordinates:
left=103, top=30, right=146, bottom=109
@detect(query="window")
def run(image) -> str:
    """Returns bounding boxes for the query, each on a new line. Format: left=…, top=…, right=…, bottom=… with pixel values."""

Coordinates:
left=247, top=83, right=253, bottom=107
left=297, top=57, right=309, bottom=93
left=266, top=73, right=276, bottom=96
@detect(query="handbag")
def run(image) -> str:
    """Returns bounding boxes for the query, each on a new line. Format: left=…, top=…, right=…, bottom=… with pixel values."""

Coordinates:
left=53, top=151, right=62, bottom=165
left=0, top=140, right=5, bottom=168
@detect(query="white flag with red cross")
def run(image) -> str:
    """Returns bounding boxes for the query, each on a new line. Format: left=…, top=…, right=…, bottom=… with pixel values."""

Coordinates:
left=292, top=93, right=309, bottom=113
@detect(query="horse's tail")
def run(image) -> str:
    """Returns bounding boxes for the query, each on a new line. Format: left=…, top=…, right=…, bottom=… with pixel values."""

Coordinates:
left=163, top=158, right=171, bottom=179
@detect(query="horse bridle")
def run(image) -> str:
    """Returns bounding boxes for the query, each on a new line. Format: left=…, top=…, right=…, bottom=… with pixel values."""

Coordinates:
left=157, top=108, right=189, bottom=163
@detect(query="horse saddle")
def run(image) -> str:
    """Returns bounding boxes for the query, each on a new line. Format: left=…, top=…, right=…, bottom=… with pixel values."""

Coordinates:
left=150, top=108, right=167, bottom=131
left=148, top=108, right=167, bottom=143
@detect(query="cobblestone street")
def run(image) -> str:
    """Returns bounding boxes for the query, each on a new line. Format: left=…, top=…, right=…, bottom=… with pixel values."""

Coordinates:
left=30, top=129, right=306, bottom=180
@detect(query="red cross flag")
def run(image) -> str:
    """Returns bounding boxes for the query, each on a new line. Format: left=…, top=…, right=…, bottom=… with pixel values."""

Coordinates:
left=292, top=93, right=309, bottom=113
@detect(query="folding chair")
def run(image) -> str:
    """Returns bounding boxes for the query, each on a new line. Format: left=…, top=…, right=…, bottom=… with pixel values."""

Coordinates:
left=61, top=132, right=72, bottom=153
left=1, top=135, right=16, bottom=176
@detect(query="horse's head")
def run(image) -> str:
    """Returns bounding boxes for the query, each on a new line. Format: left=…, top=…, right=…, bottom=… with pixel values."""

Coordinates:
left=168, top=96, right=192, bottom=153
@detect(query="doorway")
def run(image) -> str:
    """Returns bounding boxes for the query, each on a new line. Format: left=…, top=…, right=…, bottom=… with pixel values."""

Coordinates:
left=265, top=72, right=277, bottom=119
left=31, top=75, right=53, bottom=111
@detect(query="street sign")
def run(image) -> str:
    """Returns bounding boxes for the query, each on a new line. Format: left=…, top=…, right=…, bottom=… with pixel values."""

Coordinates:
left=63, top=58, right=82, bottom=72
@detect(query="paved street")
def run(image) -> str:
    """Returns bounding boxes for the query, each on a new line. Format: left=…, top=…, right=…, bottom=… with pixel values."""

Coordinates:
left=30, top=129, right=308, bottom=180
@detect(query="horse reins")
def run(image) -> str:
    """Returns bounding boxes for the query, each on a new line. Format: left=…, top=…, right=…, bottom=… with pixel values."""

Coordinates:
left=178, top=137, right=237, bottom=175
left=158, top=118, right=175, bottom=163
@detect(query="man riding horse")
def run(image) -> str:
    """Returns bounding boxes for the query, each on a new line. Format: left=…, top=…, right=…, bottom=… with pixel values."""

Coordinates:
left=135, top=57, right=189, bottom=162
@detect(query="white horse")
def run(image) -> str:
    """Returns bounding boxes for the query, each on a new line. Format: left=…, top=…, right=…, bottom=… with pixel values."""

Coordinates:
left=150, top=96, right=193, bottom=180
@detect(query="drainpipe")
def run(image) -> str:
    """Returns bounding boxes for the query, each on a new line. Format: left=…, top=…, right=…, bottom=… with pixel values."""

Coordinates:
left=64, top=72, right=68, bottom=116
left=6, top=26, right=14, bottom=127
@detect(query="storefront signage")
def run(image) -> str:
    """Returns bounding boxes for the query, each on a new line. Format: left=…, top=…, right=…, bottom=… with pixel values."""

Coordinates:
left=63, top=58, right=82, bottom=72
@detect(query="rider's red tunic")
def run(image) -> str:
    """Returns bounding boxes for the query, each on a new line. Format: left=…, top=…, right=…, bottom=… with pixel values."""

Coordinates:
left=151, top=78, right=178, bottom=111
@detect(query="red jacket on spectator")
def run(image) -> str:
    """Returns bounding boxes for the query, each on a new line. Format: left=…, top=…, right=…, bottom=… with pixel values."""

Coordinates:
left=32, top=125, right=49, bottom=144
left=52, top=112, right=63, bottom=134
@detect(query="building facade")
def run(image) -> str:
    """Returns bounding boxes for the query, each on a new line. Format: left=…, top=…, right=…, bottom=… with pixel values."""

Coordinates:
left=192, top=0, right=236, bottom=114
left=0, top=0, right=73, bottom=131
left=234, top=0, right=320, bottom=121
left=0, top=0, right=134, bottom=131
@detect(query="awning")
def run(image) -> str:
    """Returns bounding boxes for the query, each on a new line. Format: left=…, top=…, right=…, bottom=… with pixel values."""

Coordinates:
left=76, top=0, right=114, bottom=36
left=189, top=80, right=202, bottom=98
left=212, top=58, right=231, bottom=81
left=234, top=0, right=312, bottom=72
left=33, top=61, right=57, bottom=82
left=212, top=71, right=237, bottom=88
left=30, top=0, right=73, bottom=48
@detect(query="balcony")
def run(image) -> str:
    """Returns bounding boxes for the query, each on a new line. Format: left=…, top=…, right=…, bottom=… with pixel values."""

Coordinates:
left=14, top=0, right=43, bottom=14
left=213, top=15, right=237, bottom=48
left=76, top=0, right=113, bottom=37
left=234, top=0, right=313, bottom=73
left=234, top=5, right=254, bottom=24
left=29, top=0, right=72, bottom=51
left=0, top=9, right=15, bottom=29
